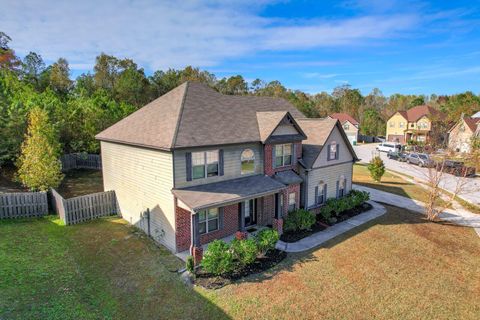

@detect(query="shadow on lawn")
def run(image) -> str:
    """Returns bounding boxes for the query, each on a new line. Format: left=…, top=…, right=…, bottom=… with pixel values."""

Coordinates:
left=0, top=216, right=231, bottom=320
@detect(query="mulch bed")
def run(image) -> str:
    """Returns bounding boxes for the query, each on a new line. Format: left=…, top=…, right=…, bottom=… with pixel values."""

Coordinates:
left=280, top=202, right=373, bottom=243
left=194, top=249, right=287, bottom=290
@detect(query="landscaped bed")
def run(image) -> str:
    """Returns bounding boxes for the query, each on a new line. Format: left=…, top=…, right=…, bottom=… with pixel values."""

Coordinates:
left=280, top=190, right=371, bottom=243
left=195, top=249, right=287, bottom=290
left=190, top=229, right=284, bottom=289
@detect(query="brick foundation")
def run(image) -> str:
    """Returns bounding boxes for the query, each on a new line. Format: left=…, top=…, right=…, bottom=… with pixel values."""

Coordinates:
left=272, top=218, right=283, bottom=235
left=190, top=246, right=203, bottom=266
left=175, top=205, right=191, bottom=253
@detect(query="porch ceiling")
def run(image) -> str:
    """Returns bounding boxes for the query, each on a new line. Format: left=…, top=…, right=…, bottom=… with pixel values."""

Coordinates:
left=172, top=174, right=286, bottom=211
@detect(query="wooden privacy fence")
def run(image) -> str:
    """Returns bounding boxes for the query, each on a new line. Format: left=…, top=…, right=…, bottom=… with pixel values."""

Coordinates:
left=61, top=153, right=102, bottom=171
left=50, top=189, right=117, bottom=225
left=0, top=192, right=49, bottom=219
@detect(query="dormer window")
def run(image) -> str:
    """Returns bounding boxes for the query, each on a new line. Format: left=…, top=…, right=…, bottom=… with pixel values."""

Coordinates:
left=344, top=123, right=350, bottom=130
left=274, top=144, right=292, bottom=168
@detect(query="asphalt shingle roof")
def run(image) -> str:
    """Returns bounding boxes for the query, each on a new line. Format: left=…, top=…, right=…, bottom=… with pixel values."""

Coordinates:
left=96, top=81, right=304, bottom=149
left=172, top=174, right=286, bottom=211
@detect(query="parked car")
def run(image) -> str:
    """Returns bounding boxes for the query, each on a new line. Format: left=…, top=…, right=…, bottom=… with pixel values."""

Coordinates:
left=376, top=142, right=402, bottom=153
left=387, top=151, right=408, bottom=162
left=406, top=153, right=434, bottom=167
left=438, top=160, right=476, bottom=177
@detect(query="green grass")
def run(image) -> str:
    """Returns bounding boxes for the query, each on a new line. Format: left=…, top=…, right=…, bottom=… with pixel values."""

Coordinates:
left=2, top=208, right=479, bottom=319
left=57, top=169, right=103, bottom=198
left=0, top=217, right=227, bottom=320
left=353, top=164, right=434, bottom=203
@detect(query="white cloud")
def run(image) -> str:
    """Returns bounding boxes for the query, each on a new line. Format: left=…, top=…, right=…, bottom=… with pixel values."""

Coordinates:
left=0, top=0, right=419, bottom=71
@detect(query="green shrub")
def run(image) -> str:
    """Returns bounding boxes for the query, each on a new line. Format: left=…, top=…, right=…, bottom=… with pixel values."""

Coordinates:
left=320, top=191, right=370, bottom=219
left=201, top=240, right=234, bottom=276
left=255, top=229, right=279, bottom=255
left=186, top=256, right=195, bottom=273
left=231, top=238, right=258, bottom=266
left=284, top=209, right=316, bottom=232
left=367, top=156, right=385, bottom=182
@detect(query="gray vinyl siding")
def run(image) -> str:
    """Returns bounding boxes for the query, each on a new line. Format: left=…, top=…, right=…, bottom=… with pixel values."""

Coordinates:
left=305, top=162, right=353, bottom=208
left=313, top=126, right=354, bottom=168
left=174, top=143, right=264, bottom=188
left=272, top=123, right=299, bottom=136
left=101, top=141, right=176, bottom=251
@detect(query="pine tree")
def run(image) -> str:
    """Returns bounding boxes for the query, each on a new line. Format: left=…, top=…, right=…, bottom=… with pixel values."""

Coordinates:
left=16, top=106, right=63, bottom=191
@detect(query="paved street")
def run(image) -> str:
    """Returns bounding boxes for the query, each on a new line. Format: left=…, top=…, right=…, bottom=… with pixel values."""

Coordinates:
left=353, top=143, right=480, bottom=206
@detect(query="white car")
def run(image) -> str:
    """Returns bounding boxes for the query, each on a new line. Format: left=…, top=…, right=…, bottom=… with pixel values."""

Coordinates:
left=376, top=142, right=402, bottom=153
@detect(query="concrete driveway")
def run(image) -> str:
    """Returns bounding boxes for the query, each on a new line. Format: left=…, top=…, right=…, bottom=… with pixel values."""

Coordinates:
left=353, top=143, right=480, bottom=206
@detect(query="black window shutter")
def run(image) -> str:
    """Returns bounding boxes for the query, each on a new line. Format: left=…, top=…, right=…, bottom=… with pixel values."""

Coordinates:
left=336, top=180, right=339, bottom=198
left=314, top=186, right=319, bottom=205
left=324, top=184, right=327, bottom=202
left=219, top=207, right=224, bottom=229
left=336, top=143, right=340, bottom=160
left=293, top=143, right=297, bottom=165
left=327, top=144, right=331, bottom=161
left=272, top=145, right=276, bottom=168
left=186, top=152, right=192, bottom=181
left=219, top=149, right=224, bottom=176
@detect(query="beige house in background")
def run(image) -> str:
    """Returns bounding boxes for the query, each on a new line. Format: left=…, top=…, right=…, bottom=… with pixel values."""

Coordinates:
left=328, top=113, right=359, bottom=145
left=386, top=105, right=445, bottom=144
left=448, top=114, right=480, bottom=153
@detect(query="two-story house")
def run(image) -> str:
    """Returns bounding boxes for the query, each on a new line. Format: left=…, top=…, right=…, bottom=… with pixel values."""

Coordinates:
left=386, top=105, right=445, bottom=144
left=328, top=113, right=359, bottom=145
left=96, top=82, right=357, bottom=263
left=448, top=113, right=480, bottom=153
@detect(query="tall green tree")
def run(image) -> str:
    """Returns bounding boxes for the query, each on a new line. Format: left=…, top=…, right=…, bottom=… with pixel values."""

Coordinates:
left=22, top=52, right=45, bottom=88
left=49, top=58, right=72, bottom=95
left=16, top=106, right=63, bottom=191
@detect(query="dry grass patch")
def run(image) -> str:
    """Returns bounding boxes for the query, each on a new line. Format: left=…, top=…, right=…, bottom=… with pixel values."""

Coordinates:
left=208, top=205, right=480, bottom=319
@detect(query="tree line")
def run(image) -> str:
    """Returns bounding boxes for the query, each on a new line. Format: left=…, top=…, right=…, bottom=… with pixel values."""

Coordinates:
left=1, top=30, right=479, bottom=169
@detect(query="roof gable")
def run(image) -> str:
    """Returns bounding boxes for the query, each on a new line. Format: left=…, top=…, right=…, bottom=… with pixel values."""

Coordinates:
left=296, top=118, right=358, bottom=169
left=329, top=113, right=359, bottom=125
left=257, top=112, right=307, bottom=143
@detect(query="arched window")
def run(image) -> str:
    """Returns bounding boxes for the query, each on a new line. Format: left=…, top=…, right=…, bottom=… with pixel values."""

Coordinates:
left=241, top=149, right=255, bottom=175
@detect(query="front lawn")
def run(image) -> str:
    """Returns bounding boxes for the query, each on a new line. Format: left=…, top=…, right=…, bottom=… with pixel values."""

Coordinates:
left=353, top=163, right=434, bottom=203
left=2, top=207, right=479, bottom=319
left=0, top=217, right=227, bottom=320
left=209, top=205, right=480, bottom=319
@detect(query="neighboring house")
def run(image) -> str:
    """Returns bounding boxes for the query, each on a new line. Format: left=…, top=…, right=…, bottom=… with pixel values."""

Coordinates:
left=448, top=113, right=480, bottom=153
left=96, top=81, right=356, bottom=263
left=386, top=105, right=445, bottom=144
left=328, top=113, right=359, bottom=145
left=297, top=118, right=359, bottom=211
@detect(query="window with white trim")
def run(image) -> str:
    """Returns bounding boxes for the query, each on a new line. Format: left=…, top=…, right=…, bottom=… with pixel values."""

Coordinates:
left=241, top=149, right=255, bottom=175
left=329, top=142, right=337, bottom=160
left=317, top=182, right=325, bottom=205
left=192, top=150, right=219, bottom=179
left=275, top=143, right=292, bottom=167
left=343, top=123, right=350, bottom=130
left=338, top=176, right=346, bottom=198
left=389, top=122, right=395, bottom=128
left=288, top=192, right=296, bottom=212
left=198, top=208, right=219, bottom=234
left=399, top=122, right=405, bottom=128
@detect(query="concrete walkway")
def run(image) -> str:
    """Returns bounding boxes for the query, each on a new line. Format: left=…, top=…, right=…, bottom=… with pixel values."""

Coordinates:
left=275, top=201, right=386, bottom=253
left=353, top=184, right=480, bottom=236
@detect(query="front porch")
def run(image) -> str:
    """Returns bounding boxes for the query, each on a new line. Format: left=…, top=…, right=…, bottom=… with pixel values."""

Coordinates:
left=172, top=174, right=298, bottom=264
left=175, top=225, right=269, bottom=261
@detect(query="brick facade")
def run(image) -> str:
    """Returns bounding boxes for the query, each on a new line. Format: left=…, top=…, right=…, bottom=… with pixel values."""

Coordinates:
left=175, top=205, right=191, bottom=253
left=264, top=142, right=302, bottom=176
left=175, top=202, right=240, bottom=253
left=257, top=194, right=275, bottom=226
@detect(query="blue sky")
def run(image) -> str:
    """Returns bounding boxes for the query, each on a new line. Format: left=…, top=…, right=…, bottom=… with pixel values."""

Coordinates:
left=1, top=0, right=480, bottom=95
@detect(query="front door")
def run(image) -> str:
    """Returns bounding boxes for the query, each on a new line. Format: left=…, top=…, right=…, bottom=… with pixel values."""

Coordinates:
left=244, top=199, right=257, bottom=226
